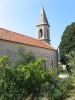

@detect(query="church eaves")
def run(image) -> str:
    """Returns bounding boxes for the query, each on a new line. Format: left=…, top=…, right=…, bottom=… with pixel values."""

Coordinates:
left=37, top=7, right=50, bottom=27
left=0, top=28, right=56, bottom=51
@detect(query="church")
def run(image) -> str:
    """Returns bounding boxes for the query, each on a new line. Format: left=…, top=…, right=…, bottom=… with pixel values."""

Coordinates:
left=0, top=7, right=58, bottom=70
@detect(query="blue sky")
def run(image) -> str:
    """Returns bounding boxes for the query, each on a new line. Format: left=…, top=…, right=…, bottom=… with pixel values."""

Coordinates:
left=0, top=0, right=75, bottom=49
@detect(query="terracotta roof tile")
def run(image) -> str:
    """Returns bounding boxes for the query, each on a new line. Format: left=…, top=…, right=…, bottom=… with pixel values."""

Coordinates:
left=0, top=28, right=56, bottom=51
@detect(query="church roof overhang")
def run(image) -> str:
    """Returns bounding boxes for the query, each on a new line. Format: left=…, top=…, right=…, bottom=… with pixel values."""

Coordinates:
left=0, top=28, right=56, bottom=51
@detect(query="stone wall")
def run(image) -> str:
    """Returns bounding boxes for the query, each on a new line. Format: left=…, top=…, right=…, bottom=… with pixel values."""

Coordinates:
left=0, top=40, right=58, bottom=70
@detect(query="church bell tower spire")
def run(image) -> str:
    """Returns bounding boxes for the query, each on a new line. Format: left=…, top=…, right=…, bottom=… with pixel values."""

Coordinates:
left=36, top=6, right=50, bottom=44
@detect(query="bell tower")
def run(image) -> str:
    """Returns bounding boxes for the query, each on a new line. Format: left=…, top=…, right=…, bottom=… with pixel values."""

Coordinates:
left=36, top=7, right=50, bottom=44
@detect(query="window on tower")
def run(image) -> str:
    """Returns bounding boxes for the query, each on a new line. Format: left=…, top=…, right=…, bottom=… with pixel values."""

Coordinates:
left=40, top=29, right=43, bottom=37
left=47, top=29, right=49, bottom=37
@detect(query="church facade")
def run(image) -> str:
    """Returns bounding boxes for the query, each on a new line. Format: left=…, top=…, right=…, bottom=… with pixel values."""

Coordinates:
left=0, top=7, right=58, bottom=70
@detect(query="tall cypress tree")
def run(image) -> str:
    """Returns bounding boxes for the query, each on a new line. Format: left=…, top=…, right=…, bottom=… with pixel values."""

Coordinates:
left=59, top=22, right=75, bottom=64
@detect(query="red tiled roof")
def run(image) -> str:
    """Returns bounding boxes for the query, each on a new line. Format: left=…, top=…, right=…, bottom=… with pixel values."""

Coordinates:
left=0, top=28, right=56, bottom=51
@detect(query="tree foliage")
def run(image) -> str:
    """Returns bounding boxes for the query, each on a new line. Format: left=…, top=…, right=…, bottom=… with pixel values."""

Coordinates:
left=59, top=22, right=75, bottom=64
left=66, top=50, right=75, bottom=76
left=0, top=56, right=57, bottom=100
left=14, top=47, right=36, bottom=67
left=0, top=48, right=73, bottom=100
left=0, top=55, right=73, bottom=100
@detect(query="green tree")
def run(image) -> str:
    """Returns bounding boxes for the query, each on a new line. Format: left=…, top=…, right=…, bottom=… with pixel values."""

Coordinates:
left=0, top=56, right=13, bottom=100
left=59, top=22, right=75, bottom=64
left=66, top=50, right=75, bottom=76
left=0, top=56, right=72, bottom=100
left=14, top=47, right=36, bottom=67
left=0, top=56, right=58, bottom=100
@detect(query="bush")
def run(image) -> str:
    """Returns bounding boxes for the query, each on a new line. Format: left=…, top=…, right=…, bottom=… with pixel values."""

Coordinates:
left=66, top=50, right=75, bottom=77
left=58, top=65, right=68, bottom=74
left=48, top=77, right=73, bottom=100
left=0, top=56, right=56, bottom=99
left=0, top=55, right=72, bottom=100
left=58, top=65, right=63, bottom=73
left=13, top=47, right=36, bottom=67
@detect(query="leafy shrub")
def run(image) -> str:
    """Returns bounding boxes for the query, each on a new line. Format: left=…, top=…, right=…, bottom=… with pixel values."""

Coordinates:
left=49, top=67, right=59, bottom=79
left=13, top=47, right=36, bottom=67
left=0, top=55, right=73, bottom=100
left=58, top=65, right=63, bottom=73
left=48, top=77, right=73, bottom=100
left=58, top=65, right=68, bottom=74
left=0, top=56, right=56, bottom=100
left=66, top=50, right=75, bottom=76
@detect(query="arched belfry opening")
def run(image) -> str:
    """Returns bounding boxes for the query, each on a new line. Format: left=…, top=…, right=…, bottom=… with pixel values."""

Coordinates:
left=39, top=29, right=43, bottom=37
left=47, top=29, right=49, bottom=38
left=38, top=29, right=43, bottom=39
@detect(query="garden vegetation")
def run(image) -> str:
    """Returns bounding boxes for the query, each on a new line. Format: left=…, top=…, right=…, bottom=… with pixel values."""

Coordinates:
left=0, top=47, right=73, bottom=100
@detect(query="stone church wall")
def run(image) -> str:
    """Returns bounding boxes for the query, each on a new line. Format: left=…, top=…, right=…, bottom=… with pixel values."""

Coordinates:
left=0, top=40, right=58, bottom=70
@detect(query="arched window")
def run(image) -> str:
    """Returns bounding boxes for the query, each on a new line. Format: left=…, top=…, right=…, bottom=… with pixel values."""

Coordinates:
left=47, top=29, right=49, bottom=37
left=52, top=59, right=53, bottom=67
left=39, top=29, right=43, bottom=37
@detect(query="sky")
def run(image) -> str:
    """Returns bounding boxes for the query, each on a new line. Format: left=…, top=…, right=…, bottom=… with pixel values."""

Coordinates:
left=0, top=0, right=75, bottom=49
